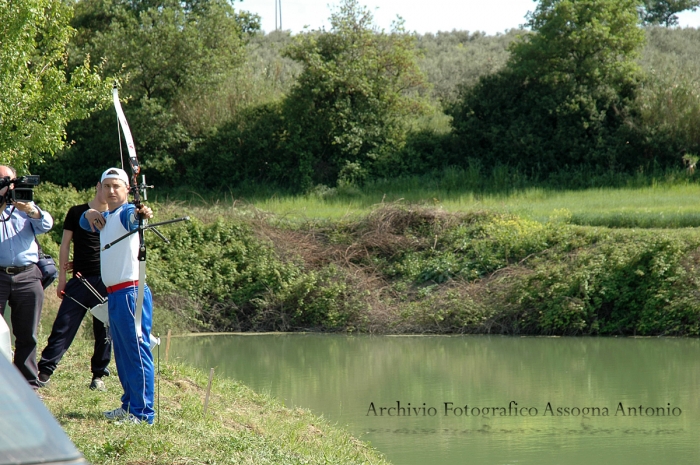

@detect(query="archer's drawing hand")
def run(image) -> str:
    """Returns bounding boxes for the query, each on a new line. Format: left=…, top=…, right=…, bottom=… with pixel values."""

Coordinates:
left=85, top=209, right=104, bottom=232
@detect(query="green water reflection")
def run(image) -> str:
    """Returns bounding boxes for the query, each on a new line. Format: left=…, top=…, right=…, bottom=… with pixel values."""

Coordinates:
left=169, top=335, right=700, bottom=465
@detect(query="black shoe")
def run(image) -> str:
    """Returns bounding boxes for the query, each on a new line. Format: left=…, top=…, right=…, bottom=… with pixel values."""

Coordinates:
left=37, top=372, right=51, bottom=388
left=89, top=377, right=106, bottom=391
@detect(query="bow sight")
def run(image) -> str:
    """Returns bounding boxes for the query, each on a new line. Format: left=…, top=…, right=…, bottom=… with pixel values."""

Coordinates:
left=0, top=175, right=40, bottom=204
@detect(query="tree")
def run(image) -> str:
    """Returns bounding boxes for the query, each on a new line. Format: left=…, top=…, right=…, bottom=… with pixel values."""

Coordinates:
left=450, top=0, right=646, bottom=177
left=34, top=0, right=251, bottom=188
left=641, top=0, right=700, bottom=26
left=0, top=0, right=106, bottom=170
left=87, top=0, right=246, bottom=104
left=280, top=0, right=430, bottom=189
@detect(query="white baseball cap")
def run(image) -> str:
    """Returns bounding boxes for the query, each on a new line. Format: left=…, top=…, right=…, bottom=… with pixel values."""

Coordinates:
left=100, top=167, right=129, bottom=185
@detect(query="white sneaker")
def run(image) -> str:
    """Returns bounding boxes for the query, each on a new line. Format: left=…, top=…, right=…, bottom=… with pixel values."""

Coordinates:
left=103, top=407, right=128, bottom=420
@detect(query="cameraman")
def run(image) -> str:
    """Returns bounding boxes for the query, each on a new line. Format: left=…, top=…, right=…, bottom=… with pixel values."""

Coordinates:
left=0, top=165, right=53, bottom=390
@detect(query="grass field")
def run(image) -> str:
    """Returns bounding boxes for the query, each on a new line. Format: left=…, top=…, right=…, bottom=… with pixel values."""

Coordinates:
left=161, top=178, right=700, bottom=228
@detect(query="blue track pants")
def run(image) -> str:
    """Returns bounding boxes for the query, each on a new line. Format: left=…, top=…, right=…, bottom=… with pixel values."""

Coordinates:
left=108, top=285, right=154, bottom=423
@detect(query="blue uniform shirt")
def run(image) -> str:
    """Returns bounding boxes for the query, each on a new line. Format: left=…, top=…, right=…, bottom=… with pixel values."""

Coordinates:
left=0, top=204, right=54, bottom=267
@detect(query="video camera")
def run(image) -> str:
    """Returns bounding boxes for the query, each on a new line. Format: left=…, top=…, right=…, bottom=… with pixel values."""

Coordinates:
left=0, top=175, right=40, bottom=204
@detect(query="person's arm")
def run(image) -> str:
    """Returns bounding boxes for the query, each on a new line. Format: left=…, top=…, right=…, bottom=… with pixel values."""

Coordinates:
left=118, top=204, right=154, bottom=231
left=14, top=200, right=53, bottom=232
left=80, top=209, right=107, bottom=232
left=55, top=229, right=73, bottom=299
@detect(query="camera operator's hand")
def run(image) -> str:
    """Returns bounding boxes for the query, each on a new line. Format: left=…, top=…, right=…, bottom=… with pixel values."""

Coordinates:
left=85, top=209, right=105, bottom=232
left=14, top=201, right=40, bottom=219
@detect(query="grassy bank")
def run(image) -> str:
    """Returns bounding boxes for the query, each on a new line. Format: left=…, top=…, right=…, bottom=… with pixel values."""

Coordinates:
left=39, top=338, right=389, bottom=465
left=119, top=203, right=700, bottom=336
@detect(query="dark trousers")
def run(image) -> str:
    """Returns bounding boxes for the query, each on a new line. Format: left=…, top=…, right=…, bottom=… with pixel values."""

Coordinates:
left=38, top=275, right=111, bottom=379
left=0, top=266, right=44, bottom=389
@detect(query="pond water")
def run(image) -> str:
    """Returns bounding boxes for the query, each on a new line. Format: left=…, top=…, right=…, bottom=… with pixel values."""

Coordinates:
left=169, top=334, right=700, bottom=465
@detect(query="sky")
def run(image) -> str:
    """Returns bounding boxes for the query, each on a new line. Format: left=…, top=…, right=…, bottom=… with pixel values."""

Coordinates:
left=236, top=0, right=700, bottom=35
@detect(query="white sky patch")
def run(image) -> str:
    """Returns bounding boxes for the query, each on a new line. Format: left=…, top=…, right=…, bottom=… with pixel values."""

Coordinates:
left=236, top=0, right=700, bottom=35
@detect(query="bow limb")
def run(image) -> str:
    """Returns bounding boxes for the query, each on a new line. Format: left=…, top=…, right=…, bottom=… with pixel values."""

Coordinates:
left=112, top=84, right=141, bottom=185
left=113, top=83, right=147, bottom=343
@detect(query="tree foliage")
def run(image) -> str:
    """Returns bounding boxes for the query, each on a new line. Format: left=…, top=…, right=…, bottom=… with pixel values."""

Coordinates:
left=279, top=0, right=430, bottom=188
left=641, top=0, right=700, bottom=26
left=414, top=30, right=518, bottom=105
left=450, top=0, right=646, bottom=177
left=174, top=30, right=300, bottom=137
left=0, top=0, right=107, bottom=170
left=33, top=0, right=250, bottom=188
left=187, top=0, right=431, bottom=191
left=21, top=0, right=700, bottom=192
left=631, top=26, right=700, bottom=163
left=85, top=0, right=247, bottom=103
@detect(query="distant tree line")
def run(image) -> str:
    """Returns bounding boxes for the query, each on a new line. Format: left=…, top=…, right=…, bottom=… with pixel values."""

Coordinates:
left=4, top=0, right=699, bottom=191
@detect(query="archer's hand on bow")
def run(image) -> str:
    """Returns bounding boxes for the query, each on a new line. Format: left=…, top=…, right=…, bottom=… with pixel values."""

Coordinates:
left=136, top=205, right=153, bottom=220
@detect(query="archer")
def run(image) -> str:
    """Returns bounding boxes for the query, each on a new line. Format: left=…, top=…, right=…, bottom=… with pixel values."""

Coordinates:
left=81, top=168, right=155, bottom=425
